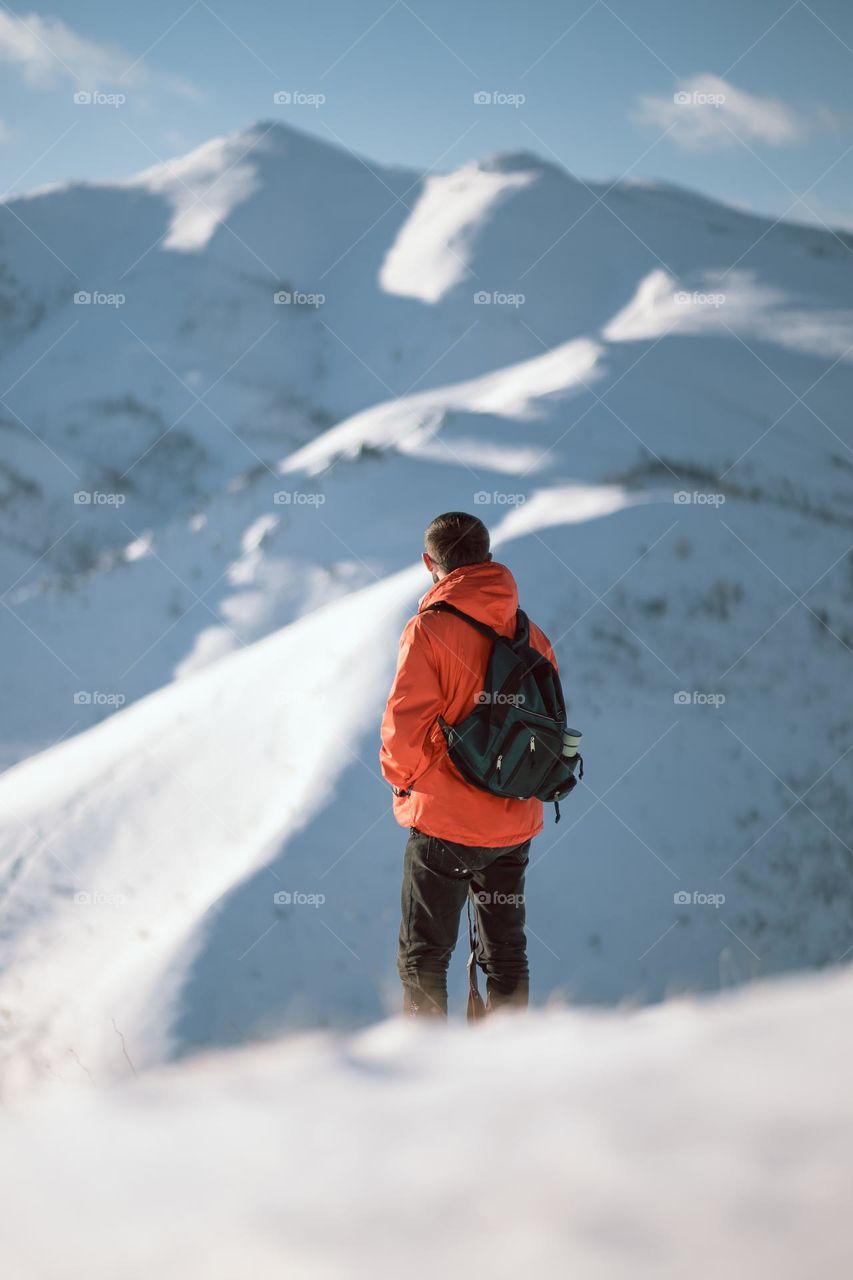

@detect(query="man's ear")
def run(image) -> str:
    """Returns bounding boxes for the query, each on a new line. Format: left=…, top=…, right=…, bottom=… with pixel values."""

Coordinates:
left=422, top=552, right=433, bottom=573
left=486, top=552, right=493, bottom=561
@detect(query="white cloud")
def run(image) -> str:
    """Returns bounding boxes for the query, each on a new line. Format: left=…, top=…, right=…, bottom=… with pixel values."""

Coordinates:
left=636, top=74, right=809, bottom=150
left=0, top=11, right=197, bottom=96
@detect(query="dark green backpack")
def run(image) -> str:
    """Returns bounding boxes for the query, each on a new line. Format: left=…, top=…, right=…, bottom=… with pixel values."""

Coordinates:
left=425, top=601, right=583, bottom=822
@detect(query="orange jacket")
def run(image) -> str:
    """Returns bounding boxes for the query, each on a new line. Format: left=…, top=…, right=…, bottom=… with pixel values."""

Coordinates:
left=380, top=560, right=558, bottom=847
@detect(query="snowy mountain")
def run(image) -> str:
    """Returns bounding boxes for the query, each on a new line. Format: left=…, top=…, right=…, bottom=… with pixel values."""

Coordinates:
left=1, top=120, right=852, bottom=1089
left=2, top=120, right=851, bottom=762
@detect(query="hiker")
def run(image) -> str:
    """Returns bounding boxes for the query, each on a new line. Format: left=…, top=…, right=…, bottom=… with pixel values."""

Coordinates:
left=380, top=511, right=579, bottom=1018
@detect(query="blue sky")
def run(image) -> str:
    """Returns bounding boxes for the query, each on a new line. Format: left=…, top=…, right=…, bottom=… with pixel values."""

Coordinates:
left=1, top=0, right=852, bottom=229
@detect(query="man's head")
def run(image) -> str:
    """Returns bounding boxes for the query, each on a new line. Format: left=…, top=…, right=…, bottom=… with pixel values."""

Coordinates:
left=423, top=511, right=491, bottom=582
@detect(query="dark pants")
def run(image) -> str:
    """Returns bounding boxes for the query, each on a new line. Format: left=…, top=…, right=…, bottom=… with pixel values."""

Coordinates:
left=397, top=827, right=530, bottom=1017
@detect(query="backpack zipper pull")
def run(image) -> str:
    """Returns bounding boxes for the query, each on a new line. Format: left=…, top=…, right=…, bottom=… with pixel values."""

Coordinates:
left=529, top=736, right=535, bottom=752
left=496, top=753, right=503, bottom=778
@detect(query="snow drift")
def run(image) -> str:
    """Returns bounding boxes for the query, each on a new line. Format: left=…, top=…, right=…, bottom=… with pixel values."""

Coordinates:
left=1, top=966, right=851, bottom=1279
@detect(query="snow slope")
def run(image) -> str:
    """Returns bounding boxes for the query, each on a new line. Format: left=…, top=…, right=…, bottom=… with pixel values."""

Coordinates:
left=1, top=967, right=851, bottom=1279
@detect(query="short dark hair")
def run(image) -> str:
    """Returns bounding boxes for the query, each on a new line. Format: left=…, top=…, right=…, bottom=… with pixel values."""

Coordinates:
left=425, top=511, right=490, bottom=572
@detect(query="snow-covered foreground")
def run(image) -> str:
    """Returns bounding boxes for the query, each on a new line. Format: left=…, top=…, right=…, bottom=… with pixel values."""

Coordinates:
left=1, top=967, right=851, bottom=1279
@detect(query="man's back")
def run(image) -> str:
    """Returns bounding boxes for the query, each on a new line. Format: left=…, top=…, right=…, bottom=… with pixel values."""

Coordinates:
left=380, top=558, right=557, bottom=847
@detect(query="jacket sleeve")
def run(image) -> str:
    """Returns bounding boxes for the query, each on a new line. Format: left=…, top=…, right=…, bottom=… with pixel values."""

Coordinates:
left=380, top=615, right=444, bottom=791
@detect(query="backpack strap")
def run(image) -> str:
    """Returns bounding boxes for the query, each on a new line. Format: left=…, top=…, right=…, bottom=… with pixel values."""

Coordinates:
left=422, top=600, right=524, bottom=649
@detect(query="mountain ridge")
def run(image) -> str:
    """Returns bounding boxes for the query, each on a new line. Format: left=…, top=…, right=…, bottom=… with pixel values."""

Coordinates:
left=1, top=116, right=851, bottom=1083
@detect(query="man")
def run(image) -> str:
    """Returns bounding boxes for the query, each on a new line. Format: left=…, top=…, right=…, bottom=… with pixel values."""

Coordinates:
left=380, top=511, right=558, bottom=1017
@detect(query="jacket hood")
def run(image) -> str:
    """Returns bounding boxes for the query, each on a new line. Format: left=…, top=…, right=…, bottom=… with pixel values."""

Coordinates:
left=418, top=560, right=519, bottom=636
